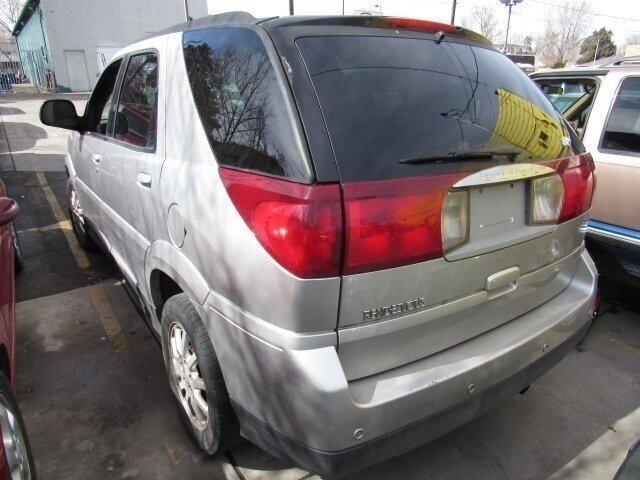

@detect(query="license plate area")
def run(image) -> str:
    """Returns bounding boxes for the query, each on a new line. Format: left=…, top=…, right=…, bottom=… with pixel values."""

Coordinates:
left=445, top=181, right=556, bottom=261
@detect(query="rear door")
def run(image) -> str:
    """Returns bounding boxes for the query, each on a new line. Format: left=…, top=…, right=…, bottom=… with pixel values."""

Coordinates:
left=295, top=34, right=591, bottom=379
left=101, top=50, right=161, bottom=286
left=584, top=73, right=640, bottom=232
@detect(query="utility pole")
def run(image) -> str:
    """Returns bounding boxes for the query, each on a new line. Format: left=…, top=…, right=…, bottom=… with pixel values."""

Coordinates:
left=592, top=35, right=601, bottom=67
left=499, top=0, right=524, bottom=53
left=289, top=0, right=294, bottom=15
left=183, top=0, right=191, bottom=22
left=342, top=0, right=345, bottom=15
left=450, top=0, right=457, bottom=25
left=504, top=3, right=512, bottom=52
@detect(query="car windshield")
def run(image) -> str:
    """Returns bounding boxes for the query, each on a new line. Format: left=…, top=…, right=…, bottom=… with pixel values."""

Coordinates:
left=296, top=35, right=574, bottom=182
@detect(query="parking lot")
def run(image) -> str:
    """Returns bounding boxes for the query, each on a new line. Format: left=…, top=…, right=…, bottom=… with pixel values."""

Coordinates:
left=1, top=94, right=639, bottom=479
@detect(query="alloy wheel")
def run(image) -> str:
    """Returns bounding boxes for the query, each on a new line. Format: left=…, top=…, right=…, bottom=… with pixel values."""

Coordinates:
left=169, top=322, right=209, bottom=431
left=0, top=393, right=32, bottom=480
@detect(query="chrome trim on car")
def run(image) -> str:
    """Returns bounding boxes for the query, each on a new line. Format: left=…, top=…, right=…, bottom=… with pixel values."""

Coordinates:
left=586, top=225, right=640, bottom=250
left=453, top=163, right=555, bottom=187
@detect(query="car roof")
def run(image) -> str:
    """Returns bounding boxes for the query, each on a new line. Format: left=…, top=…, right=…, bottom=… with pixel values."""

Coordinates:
left=141, top=11, right=493, bottom=49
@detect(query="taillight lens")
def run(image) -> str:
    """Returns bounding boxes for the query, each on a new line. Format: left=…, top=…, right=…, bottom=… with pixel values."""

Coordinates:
left=441, top=190, right=469, bottom=252
left=219, top=168, right=342, bottom=279
left=530, top=174, right=564, bottom=224
left=557, top=153, right=595, bottom=223
left=380, top=17, right=458, bottom=32
left=342, top=173, right=462, bottom=275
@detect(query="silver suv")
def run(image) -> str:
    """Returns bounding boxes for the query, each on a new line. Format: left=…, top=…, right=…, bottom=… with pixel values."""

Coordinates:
left=40, top=13, right=598, bottom=476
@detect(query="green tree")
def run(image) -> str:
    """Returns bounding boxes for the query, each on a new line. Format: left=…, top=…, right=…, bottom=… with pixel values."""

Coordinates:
left=578, top=28, right=617, bottom=64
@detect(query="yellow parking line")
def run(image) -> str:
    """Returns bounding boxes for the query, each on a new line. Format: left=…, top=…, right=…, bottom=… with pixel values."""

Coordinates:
left=35, top=171, right=90, bottom=269
left=88, top=283, right=128, bottom=353
left=35, top=171, right=127, bottom=352
left=19, top=220, right=71, bottom=234
left=164, top=442, right=181, bottom=466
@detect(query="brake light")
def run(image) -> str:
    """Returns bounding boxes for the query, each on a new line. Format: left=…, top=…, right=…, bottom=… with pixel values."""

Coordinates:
left=219, top=168, right=342, bottom=279
left=380, top=17, right=458, bottom=33
left=342, top=173, right=463, bottom=275
left=557, top=153, right=595, bottom=223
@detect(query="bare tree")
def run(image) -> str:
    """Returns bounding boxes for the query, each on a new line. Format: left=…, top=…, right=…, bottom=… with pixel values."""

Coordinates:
left=464, top=5, right=502, bottom=43
left=0, top=0, right=24, bottom=63
left=535, top=0, right=591, bottom=67
left=0, top=0, right=23, bottom=36
left=509, top=32, right=534, bottom=53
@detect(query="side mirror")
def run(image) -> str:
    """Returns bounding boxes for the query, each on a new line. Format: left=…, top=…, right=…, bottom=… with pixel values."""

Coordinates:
left=0, top=197, right=19, bottom=226
left=40, top=99, right=81, bottom=130
left=114, top=112, right=128, bottom=136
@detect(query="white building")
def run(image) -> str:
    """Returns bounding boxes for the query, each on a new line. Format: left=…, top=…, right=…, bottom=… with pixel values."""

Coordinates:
left=12, top=0, right=207, bottom=92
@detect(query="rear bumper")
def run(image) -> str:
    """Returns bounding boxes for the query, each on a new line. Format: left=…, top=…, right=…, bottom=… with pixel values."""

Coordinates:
left=201, top=249, right=597, bottom=476
left=233, top=319, right=593, bottom=477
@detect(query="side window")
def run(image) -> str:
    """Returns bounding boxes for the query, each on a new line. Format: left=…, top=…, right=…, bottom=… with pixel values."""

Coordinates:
left=114, top=53, right=158, bottom=149
left=86, top=59, right=122, bottom=134
left=182, top=28, right=306, bottom=179
left=601, top=77, right=640, bottom=154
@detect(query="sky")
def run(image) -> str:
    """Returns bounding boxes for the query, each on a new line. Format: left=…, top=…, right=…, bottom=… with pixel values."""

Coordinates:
left=207, top=0, right=640, bottom=49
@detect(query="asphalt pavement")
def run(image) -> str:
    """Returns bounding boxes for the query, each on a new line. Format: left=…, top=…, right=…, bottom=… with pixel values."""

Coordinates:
left=1, top=94, right=639, bottom=480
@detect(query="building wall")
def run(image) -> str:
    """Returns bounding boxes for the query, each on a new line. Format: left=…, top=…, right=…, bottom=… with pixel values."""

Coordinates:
left=39, top=0, right=207, bottom=91
left=14, top=7, right=47, bottom=52
left=626, top=45, right=640, bottom=57
left=14, top=7, right=55, bottom=89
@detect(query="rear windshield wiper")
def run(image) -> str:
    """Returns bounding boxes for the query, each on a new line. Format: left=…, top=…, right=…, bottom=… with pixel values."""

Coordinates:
left=398, top=147, right=522, bottom=165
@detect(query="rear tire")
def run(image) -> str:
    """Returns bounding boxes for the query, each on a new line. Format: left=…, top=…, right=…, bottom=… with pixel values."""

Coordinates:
left=67, top=179, right=97, bottom=252
left=161, top=293, right=240, bottom=454
left=0, top=372, right=36, bottom=479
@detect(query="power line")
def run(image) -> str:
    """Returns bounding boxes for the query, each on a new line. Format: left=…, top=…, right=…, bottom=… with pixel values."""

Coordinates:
left=529, top=0, right=640, bottom=23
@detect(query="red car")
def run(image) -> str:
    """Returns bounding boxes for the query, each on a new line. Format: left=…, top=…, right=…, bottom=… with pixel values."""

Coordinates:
left=0, top=178, right=35, bottom=479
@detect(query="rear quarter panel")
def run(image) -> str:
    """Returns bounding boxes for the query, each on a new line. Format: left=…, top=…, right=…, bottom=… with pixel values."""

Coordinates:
left=156, top=32, right=341, bottom=334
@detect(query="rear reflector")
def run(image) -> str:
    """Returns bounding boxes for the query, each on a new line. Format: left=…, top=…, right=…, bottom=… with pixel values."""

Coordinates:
left=342, top=173, right=463, bottom=275
left=219, top=168, right=342, bottom=279
left=557, top=153, right=595, bottom=223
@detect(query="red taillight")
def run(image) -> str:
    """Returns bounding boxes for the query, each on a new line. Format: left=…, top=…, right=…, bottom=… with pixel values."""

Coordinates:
left=220, top=153, right=594, bottom=279
left=557, top=153, right=595, bottom=223
left=219, top=168, right=342, bottom=279
left=380, top=17, right=458, bottom=33
left=341, top=173, right=463, bottom=275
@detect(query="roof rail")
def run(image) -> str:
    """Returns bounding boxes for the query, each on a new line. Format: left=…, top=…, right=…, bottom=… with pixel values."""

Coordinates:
left=600, top=56, right=640, bottom=68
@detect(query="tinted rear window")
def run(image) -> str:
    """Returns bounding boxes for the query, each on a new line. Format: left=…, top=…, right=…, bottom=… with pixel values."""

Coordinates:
left=297, top=36, right=574, bottom=181
left=183, top=28, right=308, bottom=179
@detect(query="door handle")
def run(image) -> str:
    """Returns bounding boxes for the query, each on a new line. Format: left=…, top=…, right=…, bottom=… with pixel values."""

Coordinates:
left=136, top=173, right=152, bottom=188
left=91, top=154, right=101, bottom=164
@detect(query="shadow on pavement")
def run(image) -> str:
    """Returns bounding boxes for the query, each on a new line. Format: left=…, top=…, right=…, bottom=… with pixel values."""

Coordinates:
left=0, top=121, right=47, bottom=154
left=0, top=106, right=25, bottom=115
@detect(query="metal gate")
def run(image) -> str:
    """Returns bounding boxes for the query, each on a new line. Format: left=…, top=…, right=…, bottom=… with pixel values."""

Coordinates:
left=0, top=48, right=57, bottom=93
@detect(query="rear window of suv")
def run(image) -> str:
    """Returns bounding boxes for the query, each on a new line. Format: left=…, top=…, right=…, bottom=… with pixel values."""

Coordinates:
left=296, top=36, right=575, bottom=182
